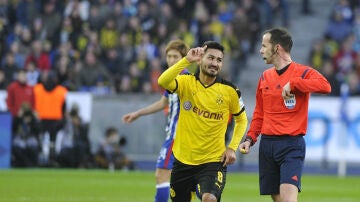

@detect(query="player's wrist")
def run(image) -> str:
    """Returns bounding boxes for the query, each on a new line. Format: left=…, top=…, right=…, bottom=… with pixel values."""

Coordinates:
left=227, top=147, right=236, bottom=153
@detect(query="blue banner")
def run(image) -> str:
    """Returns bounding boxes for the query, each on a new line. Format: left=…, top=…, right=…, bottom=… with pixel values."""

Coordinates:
left=0, top=112, right=12, bottom=169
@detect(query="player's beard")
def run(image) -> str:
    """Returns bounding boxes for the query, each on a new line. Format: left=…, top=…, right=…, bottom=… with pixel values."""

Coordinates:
left=200, top=65, right=218, bottom=78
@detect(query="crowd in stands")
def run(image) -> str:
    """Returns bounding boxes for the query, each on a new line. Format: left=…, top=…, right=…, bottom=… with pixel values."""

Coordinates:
left=309, top=0, right=360, bottom=96
left=0, top=0, right=266, bottom=95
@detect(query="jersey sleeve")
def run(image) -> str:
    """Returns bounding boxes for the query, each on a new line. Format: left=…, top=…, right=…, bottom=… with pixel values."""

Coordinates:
left=227, top=87, right=248, bottom=151
left=158, top=57, right=191, bottom=93
left=228, top=110, right=248, bottom=151
left=230, top=87, right=244, bottom=115
left=246, top=77, right=264, bottom=144
left=290, top=67, right=331, bottom=94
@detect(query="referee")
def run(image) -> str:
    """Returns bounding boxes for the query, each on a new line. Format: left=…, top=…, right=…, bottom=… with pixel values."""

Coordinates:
left=239, top=27, right=331, bottom=202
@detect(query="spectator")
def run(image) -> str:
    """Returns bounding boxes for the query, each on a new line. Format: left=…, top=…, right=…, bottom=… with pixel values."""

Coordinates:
left=84, top=31, right=102, bottom=57
left=147, top=0, right=162, bottom=18
left=354, top=52, right=360, bottom=78
left=137, top=1, right=157, bottom=35
left=2, top=52, right=20, bottom=84
left=352, top=11, right=360, bottom=52
left=136, top=32, right=158, bottom=61
left=100, top=18, right=119, bottom=50
left=118, top=75, right=132, bottom=93
left=221, top=23, right=240, bottom=82
left=332, top=35, right=357, bottom=80
left=308, top=38, right=329, bottom=70
left=40, top=1, right=62, bottom=47
left=320, top=60, right=341, bottom=96
left=262, top=0, right=290, bottom=28
left=230, top=6, right=251, bottom=81
left=53, top=42, right=78, bottom=69
left=157, top=3, right=179, bottom=38
left=31, top=17, right=45, bottom=41
left=56, top=103, right=90, bottom=168
left=148, top=57, right=162, bottom=93
left=217, top=1, right=233, bottom=24
left=153, top=23, right=170, bottom=46
left=94, top=127, right=135, bottom=171
left=8, top=40, right=26, bottom=69
left=301, top=0, right=312, bottom=15
left=117, top=32, right=136, bottom=69
left=125, top=16, right=142, bottom=46
left=25, top=60, right=40, bottom=86
left=54, top=55, right=72, bottom=89
left=102, top=48, right=122, bottom=79
left=334, top=0, right=353, bottom=24
left=68, top=5, right=85, bottom=45
left=97, top=0, right=114, bottom=25
left=323, top=33, right=339, bottom=58
left=0, top=69, right=7, bottom=89
left=113, top=2, right=127, bottom=32
left=348, top=72, right=360, bottom=95
left=76, top=51, right=111, bottom=92
left=25, top=40, right=51, bottom=72
left=126, top=61, right=146, bottom=92
left=170, top=0, right=194, bottom=21
left=6, top=23, right=23, bottom=50
left=59, top=17, right=76, bottom=46
left=122, top=0, right=137, bottom=17
left=172, top=20, right=195, bottom=48
left=324, top=10, right=352, bottom=43
left=209, top=14, right=225, bottom=43
left=11, top=104, right=41, bottom=167
left=88, top=5, right=102, bottom=31
left=18, top=27, right=33, bottom=58
left=6, top=69, right=35, bottom=134
left=242, top=0, right=262, bottom=54
left=16, top=0, right=41, bottom=27
left=43, top=40, right=56, bottom=68
left=64, top=0, right=90, bottom=21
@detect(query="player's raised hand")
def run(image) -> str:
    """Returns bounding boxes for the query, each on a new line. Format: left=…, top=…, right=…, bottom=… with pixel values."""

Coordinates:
left=186, top=45, right=206, bottom=63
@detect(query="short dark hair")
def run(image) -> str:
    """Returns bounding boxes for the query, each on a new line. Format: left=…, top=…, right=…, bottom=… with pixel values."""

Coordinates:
left=105, top=127, right=118, bottom=138
left=264, top=27, right=293, bottom=52
left=202, top=41, right=224, bottom=54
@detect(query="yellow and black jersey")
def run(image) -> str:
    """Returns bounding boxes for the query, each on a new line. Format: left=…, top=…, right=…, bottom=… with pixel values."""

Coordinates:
left=158, top=58, right=247, bottom=165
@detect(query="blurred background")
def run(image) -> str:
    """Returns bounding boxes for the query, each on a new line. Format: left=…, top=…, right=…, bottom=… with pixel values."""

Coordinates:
left=0, top=0, right=359, bottom=176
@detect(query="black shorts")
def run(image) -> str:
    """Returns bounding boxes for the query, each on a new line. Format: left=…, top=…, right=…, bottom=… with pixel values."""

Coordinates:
left=170, top=158, right=227, bottom=202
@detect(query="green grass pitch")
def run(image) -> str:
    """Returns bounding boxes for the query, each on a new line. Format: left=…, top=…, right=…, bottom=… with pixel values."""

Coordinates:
left=0, top=169, right=359, bottom=202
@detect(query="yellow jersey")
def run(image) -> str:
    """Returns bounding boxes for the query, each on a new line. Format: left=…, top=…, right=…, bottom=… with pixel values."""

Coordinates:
left=158, top=58, right=247, bottom=165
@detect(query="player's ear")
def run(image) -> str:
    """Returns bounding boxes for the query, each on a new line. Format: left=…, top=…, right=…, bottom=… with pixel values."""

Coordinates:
left=275, top=44, right=279, bottom=53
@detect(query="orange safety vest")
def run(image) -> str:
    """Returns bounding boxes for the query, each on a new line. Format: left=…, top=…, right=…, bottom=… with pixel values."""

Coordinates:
left=34, top=84, right=67, bottom=120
